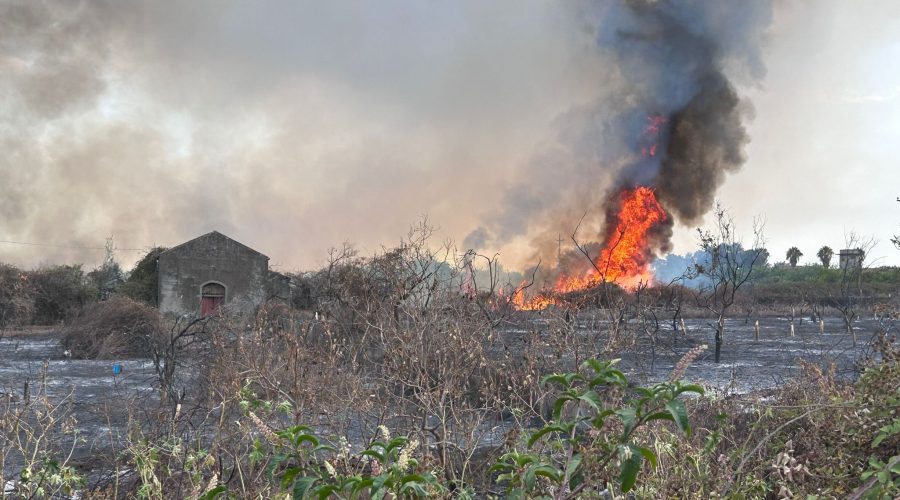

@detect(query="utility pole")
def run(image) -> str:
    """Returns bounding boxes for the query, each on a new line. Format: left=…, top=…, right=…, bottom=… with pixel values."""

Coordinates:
left=104, top=235, right=116, bottom=268
left=557, top=233, right=564, bottom=265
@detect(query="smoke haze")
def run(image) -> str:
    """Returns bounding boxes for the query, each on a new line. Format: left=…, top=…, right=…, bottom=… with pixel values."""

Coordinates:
left=2, top=1, right=899, bottom=271
left=1, top=0, right=605, bottom=269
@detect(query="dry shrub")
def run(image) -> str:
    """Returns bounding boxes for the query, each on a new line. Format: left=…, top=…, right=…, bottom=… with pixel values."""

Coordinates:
left=202, top=301, right=362, bottom=417
left=0, top=366, right=85, bottom=498
left=193, top=223, right=576, bottom=490
left=61, top=296, right=161, bottom=358
left=0, top=263, right=34, bottom=328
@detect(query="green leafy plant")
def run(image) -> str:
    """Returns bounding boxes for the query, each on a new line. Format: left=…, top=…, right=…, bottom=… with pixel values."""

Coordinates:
left=16, top=455, right=84, bottom=499
left=856, top=417, right=900, bottom=498
left=261, top=424, right=445, bottom=499
left=858, top=455, right=900, bottom=498
left=234, top=384, right=446, bottom=500
left=491, top=358, right=703, bottom=498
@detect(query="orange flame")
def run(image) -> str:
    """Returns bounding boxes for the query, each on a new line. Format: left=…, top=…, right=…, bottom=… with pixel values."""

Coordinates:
left=603, top=187, right=667, bottom=280
left=511, top=285, right=563, bottom=311
left=512, top=186, right=668, bottom=310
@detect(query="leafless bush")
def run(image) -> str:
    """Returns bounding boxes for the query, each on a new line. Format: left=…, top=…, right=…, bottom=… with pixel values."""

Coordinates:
left=61, top=296, right=161, bottom=359
left=828, top=232, right=877, bottom=345
left=693, top=205, right=766, bottom=362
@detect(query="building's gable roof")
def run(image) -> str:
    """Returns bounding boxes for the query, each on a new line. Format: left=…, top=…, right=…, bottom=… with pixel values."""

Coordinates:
left=160, top=231, right=269, bottom=259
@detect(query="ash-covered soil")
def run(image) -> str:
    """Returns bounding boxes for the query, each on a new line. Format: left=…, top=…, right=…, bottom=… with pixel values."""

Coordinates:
left=620, top=316, right=879, bottom=392
left=496, top=314, right=885, bottom=393
left=0, top=314, right=888, bottom=476
left=0, top=333, right=158, bottom=473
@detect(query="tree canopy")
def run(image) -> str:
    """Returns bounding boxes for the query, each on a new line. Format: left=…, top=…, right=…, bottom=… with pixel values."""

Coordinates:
left=817, top=246, right=834, bottom=268
left=786, top=247, right=803, bottom=267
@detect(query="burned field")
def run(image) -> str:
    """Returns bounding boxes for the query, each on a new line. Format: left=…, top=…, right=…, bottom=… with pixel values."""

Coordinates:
left=1, top=315, right=879, bottom=438
left=511, top=315, right=880, bottom=393
left=1, top=290, right=896, bottom=498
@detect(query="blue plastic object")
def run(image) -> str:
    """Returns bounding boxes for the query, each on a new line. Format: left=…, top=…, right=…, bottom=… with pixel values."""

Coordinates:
left=113, top=363, right=122, bottom=375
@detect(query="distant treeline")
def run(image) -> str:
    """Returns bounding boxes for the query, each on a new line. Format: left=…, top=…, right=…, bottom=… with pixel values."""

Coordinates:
left=0, top=247, right=164, bottom=328
left=654, top=246, right=900, bottom=292
left=3, top=242, right=898, bottom=329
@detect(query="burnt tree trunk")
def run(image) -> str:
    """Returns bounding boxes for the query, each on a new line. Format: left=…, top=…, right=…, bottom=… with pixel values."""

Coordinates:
left=714, top=315, right=725, bottom=363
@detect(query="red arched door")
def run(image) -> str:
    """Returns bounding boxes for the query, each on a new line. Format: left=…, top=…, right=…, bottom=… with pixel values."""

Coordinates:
left=200, top=282, right=226, bottom=316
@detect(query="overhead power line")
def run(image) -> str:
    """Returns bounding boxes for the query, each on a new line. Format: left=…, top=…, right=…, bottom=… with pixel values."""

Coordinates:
left=0, top=239, right=148, bottom=252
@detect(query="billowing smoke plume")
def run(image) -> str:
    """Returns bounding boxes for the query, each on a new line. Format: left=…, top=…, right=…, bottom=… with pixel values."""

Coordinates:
left=1, top=1, right=778, bottom=274
left=466, top=0, right=772, bottom=271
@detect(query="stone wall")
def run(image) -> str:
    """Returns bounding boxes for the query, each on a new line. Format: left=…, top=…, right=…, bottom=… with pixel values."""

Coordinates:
left=158, top=231, right=269, bottom=316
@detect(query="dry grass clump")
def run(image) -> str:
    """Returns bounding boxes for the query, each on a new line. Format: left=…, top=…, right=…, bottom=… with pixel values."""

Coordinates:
left=60, top=296, right=161, bottom=359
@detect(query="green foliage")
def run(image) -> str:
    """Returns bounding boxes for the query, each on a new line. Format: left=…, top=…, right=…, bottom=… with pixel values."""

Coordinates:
left=491, top=359, right=703, bottom=497
left=255, top=425, right=445, bottom=499
left=859, top=374, right=900, bottom=496
left=119, top=247, right=166, bottom=306
left=855, top=338, right=900, bottom=498
left=87, top=263, right=124, bottom=299
left=817, top=245, right=834, bottom=268
left=750, top=265, right=900, bottom=304
left=859, top=455, right=900, bottom=498
left=124, top=435, right=221, bottom=500
left=235, top=383, right=445, bottom=499
left=16, top=455, right=85, bottom=499
left=753, top=264, right=839, bottom=284
left=786, top=246, right=803, bottom=267
left=753, top=264, right=900, bottom=286
left=28, top=264, right=94, bottom=324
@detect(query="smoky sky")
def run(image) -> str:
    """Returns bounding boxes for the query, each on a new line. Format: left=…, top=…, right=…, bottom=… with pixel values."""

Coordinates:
left=1, top=0, right=601, bottom=269
left=1, top=0, right=898, bottom=271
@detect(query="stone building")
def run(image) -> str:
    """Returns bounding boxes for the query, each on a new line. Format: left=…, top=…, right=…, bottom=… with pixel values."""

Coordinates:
left=157, top=231, right=281, bottom=317
left=839, top=248, right=865, bottom=271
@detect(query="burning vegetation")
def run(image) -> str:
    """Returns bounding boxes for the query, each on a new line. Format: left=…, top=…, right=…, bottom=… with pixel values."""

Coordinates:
left=476, top=1, right=768, bottom=311
left=513, top=186, right=669, bottom=310
left=512, top=110, right=675, bottom=310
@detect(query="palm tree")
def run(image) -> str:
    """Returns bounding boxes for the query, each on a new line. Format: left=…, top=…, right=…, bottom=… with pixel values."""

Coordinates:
left=786, top=247, right=803, bottom=267
left=893, top=197, right=899, bottom=250
left=817, top=245, right=834, bottom=268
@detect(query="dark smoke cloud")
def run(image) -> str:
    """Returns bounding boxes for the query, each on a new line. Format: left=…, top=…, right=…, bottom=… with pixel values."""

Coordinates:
left=467, top=0, right=773, bottom=268
left=657, top=73, right=749, bottom=223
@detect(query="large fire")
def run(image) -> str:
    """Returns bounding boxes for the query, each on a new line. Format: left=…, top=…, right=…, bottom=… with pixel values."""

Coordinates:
left=512, top=186, right=668, bottom=310
left=510, top=114, right=670, bottom=310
